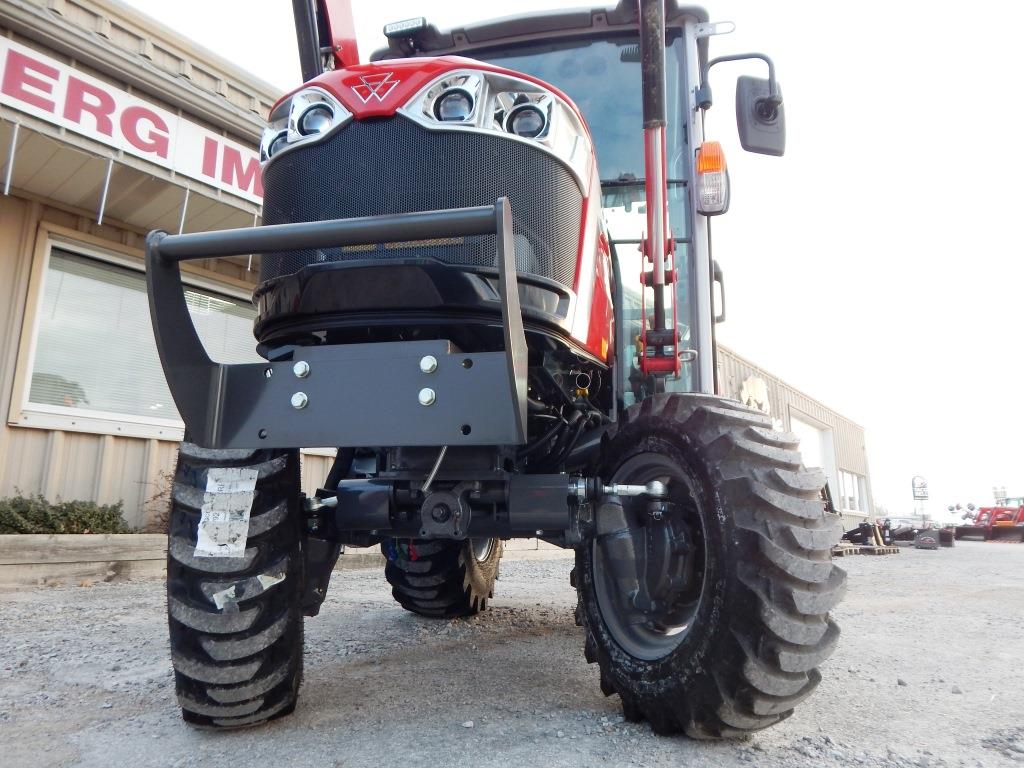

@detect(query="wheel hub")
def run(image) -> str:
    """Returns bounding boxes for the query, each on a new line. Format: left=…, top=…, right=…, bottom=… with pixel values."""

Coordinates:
left=592, top=452, right=707, bottom=661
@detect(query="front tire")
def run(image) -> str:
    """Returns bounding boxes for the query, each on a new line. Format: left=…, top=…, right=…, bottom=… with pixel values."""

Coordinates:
left=167, top=443, right=305, bottom=729
left=575, top=394, right=847, bottom=737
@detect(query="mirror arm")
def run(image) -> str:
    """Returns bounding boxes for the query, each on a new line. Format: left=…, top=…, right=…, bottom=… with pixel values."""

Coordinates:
left=696, top=52, right=780, bottom=111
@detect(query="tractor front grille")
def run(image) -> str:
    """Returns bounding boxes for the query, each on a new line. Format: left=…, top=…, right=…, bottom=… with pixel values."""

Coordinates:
left=259, top=117, right=583, bottom=288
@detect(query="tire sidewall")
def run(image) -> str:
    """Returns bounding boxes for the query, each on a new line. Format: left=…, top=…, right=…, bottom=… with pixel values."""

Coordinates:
left=578, top=412, right=752, bottom=699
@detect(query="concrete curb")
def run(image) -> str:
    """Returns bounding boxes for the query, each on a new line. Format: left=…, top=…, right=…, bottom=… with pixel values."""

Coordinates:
left=0, top=534, right=572, bottom=587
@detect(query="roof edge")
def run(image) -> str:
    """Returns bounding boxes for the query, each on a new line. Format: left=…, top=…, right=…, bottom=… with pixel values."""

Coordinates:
left=0, top=0, right=281, bottom=141
left=718, top=344, right=867, bottom=431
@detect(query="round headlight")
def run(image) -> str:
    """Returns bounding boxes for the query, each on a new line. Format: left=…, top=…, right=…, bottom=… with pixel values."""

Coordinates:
left=267, top=131, right=289, bottom=158
left=507, top=104, right=546, bottom=138
left=298, top=103, right=334, bottom=136
left=433, top=89, right=474, bottom=122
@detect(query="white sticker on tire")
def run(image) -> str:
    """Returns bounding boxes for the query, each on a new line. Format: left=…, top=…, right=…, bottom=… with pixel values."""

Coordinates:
left=194, top=467, right=260, bottom=558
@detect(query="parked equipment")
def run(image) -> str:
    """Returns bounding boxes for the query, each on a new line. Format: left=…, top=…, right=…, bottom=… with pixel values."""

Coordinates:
left=843, top=521, right=895, bottom=547
left=146, top=0, right=845, bottom=736
left=954, top=503, right=1024, bottom=542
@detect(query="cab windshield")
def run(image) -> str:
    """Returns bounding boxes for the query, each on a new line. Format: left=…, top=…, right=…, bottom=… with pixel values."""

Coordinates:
left=474, top=32, right=696, bottom=398
left=473, top=33, right=688, bottom=186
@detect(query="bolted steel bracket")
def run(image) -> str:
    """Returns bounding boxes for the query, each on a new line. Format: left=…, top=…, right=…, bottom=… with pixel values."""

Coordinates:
left=145, top=199, right=528, bottom=449
left=694, top=20, right=736, bottom=39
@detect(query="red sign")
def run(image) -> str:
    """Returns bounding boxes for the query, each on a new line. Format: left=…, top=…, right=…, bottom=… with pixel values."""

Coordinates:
left=0, top=39, right=263, bottom=203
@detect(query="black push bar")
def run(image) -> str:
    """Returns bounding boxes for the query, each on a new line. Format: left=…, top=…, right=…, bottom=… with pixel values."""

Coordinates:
left=146, top=200, right=529, bottom=449
left=153, top=205, right=498, bottom=261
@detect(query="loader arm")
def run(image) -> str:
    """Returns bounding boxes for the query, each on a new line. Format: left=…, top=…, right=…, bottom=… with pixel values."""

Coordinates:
left=292, top=0, right=360, bottom=82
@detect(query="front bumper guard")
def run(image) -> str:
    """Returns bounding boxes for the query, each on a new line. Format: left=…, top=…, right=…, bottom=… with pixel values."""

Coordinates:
left=145, top=199, right=527, bottom=449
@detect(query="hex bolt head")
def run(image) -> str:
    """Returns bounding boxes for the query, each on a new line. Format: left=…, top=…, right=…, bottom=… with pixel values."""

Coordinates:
left=293, top=360, right=310, bottom=378
left=419, top=355, right=438, bottom=374
left=291, top=391, right=309, bottom=409
left=418, top=387, right=436, bottom=406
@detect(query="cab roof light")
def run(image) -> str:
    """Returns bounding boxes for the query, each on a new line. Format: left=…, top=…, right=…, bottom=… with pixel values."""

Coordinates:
left=384, top=17, right=427, bottom=38
left=696, top=141, right=730, bottom=216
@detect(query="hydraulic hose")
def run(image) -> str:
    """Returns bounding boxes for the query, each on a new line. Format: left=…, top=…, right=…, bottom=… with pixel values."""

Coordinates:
left=546, top=414, right=589, bottom=469
left=518, top=419, right=567, bottom=460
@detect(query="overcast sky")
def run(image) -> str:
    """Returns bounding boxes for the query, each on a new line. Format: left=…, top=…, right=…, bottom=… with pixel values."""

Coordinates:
left=121, top=0, right=1023, bottom=518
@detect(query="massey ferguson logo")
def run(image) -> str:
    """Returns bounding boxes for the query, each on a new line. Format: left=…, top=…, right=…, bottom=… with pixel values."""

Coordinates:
left=351, top=72, right=400, bottom=103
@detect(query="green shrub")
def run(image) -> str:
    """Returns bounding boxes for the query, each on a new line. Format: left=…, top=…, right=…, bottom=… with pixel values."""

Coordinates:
left=0, top=494, right=129, bottom=534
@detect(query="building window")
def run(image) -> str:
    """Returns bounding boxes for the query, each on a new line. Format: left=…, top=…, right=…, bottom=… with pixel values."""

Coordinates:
left=24, top=247, right=258, bottom=426
left=839, top=470, right=865, bottom=512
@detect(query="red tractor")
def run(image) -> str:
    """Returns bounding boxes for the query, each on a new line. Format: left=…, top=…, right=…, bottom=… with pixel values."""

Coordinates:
left=955, top=500, right=1024, bottom=541
left=145, top=0, right=846, bottom=736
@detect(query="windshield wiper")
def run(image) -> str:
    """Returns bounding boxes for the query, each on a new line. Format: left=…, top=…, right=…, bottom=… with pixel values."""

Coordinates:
left=601, top=177, right=687, bottom=187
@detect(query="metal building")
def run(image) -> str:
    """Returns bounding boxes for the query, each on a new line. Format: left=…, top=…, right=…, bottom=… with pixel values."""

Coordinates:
left=0, top=0, right=872, bottom=529
left=718, top=346, right=872, bottom=526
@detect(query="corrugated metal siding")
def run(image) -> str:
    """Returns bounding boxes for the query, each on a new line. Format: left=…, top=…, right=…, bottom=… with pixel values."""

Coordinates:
left=717, top=346, right=871, bottom=482
left=0, top=197, right=335, bottom=529
left=0, top=196, right=41, bottom=501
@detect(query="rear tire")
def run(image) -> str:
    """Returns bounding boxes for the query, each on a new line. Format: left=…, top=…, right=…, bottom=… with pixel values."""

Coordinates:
left=575, top=394, right=847, bottom=738
left=167, top=443, right=305, bottom=729
left=383, top=538, right=502, bottom=617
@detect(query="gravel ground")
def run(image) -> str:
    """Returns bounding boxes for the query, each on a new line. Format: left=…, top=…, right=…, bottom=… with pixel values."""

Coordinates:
left=0, top=541, right=1022, bottom=768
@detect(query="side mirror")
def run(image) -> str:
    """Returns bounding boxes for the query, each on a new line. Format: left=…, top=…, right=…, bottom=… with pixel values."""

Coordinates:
left=736, top=76, right=785, bottom=156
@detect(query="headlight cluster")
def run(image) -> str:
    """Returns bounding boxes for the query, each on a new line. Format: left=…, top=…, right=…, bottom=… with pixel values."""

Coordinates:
left=399, top=69, right=593, bottom=190
left=260, top=88, right=352, bottom=162
left=260, top=70, right=592, bottom=190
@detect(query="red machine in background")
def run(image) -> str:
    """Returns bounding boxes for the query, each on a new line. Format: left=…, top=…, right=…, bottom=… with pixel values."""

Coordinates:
left=954, top=499, right=1024, bottom=541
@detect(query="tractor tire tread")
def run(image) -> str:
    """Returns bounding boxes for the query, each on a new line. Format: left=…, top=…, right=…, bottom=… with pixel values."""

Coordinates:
left=575, top=394, right=846, bottom=738
left=167, top=443, right=304, bottom=730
